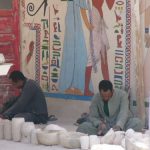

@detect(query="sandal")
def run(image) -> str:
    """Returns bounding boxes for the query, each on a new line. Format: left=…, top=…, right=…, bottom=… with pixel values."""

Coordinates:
left=48, top=115, right=58, bottom=121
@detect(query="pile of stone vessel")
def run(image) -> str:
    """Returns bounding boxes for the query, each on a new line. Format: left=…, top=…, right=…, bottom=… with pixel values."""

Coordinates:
left=0, top=118, right=150, bottom=150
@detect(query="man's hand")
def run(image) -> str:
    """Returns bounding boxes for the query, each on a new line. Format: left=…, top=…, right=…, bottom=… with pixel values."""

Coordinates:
left=113, top=125, right=121, bottom=131
left=97, top=121, right=107, bottom=136
left=0, top=114, right=5, bottom=119
left=0, top=114, right=9, bottom=119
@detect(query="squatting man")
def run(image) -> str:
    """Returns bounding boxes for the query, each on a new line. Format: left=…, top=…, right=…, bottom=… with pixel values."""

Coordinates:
left=77, top=80, right=143, bottom=135
left=0, top=70, right=48, bottom=124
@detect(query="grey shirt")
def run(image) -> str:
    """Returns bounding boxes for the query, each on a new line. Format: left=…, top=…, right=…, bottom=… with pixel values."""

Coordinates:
left=88, top=88, right=130, bottom=129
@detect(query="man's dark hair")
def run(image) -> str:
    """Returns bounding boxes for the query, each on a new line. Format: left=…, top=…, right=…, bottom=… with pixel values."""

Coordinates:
left=9, top=70, right=26, bottom=82
left=99, top=80, right=113, bottom=92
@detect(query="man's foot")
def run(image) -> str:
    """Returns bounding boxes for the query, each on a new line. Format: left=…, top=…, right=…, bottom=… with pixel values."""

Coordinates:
left=48, top=115, right=57, bottom=121
left=65, top=88, right=74, bottom=94
left=84, top=90, right=94, bottom=96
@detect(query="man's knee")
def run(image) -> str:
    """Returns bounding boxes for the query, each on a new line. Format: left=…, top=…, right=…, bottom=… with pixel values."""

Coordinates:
left=125, top=117, right=143, bottom=131
left=77, top=122, right=97, bottom=135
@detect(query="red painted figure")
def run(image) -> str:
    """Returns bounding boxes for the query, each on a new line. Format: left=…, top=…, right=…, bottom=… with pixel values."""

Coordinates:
left=84, top=0, right=115, bottom=96
left=26, top=41, right=34, bottom=64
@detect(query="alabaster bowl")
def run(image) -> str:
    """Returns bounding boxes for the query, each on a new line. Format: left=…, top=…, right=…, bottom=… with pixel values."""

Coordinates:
left=21, top=122, right=35, bottom=137
left=37, top=130, right=59, bottom=146
left=59, top=131, right=86, bottom=149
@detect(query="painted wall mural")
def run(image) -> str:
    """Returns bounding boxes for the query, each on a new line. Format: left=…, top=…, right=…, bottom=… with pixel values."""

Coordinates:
left=20, top=0, right=137, bottom=105
left=139, top=0, right=150, bottom=128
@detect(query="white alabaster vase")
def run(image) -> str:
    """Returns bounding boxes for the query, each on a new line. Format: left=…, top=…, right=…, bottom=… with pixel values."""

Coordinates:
left=0, top=53, right=5, bottom=64
left=126, top=137, right=149, bottom=150
left=125, top=137, right=136, bottom=150
left=113, top=131, right=125, bottom=145
left=134, top=142, right=149, bottom=150
left=125, top=128, right=135, bottom=138
left=31, top=128, right=41, bottom=145
left=121, top=138, right=125, bottom=148
left=12, top=117, right=25, bottom=142
left=101, top=128, right=115, bottom=144
left=3, top=119, right=12, bottom=140
left=80, top=135, right=90, bottom=150
left=89, top=135, right=100, bottom=149
left=132, top=132, right=143, bottom=141
left=21, top=122, right=35, bottom=144
left=91, top=144, right=125, bottom=150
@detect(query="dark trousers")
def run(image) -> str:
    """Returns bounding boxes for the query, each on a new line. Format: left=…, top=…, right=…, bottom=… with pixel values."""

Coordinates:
left=13, top=112, right=48, bottom=124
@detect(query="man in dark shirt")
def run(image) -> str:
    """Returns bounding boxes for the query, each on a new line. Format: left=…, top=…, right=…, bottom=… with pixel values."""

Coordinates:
left=0, top=70, right=48, bottom=124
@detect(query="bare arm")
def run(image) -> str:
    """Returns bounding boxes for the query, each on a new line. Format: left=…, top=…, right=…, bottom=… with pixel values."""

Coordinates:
left=80, top=8, right=94, bottom=31
left=139, top=0, right=146, bottom=14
